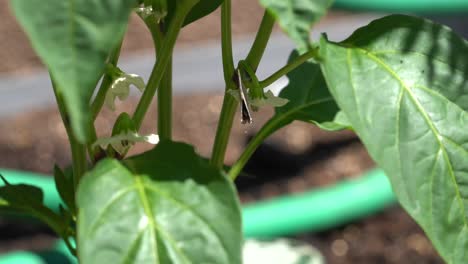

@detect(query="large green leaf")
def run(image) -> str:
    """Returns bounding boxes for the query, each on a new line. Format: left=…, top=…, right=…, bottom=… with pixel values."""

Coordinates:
left=167, top=0, right=223, bottom=27
left=257, top=50, right=340, bottom=140
left=11, top=0, right=135, bottom=142
left=77, top=141, right=242, bottom=263
left=320, top=14, right=468, bottom=264
left=260, top=0, right=333, bottom=52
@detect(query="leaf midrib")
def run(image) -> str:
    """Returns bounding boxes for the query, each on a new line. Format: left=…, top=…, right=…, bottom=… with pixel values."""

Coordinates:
left=145, top=185, right=230, bottom=262
left=67, top=0, right=78, bottom=85
left=134, top=176, right=160, bottom=263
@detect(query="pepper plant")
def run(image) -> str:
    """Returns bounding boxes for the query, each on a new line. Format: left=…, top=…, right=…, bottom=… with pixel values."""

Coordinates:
left=2, top=0, right=468, bottom=263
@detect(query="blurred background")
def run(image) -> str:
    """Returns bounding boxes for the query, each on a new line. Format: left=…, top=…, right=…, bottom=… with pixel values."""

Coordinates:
left=1, top=0, right=467, bottom=263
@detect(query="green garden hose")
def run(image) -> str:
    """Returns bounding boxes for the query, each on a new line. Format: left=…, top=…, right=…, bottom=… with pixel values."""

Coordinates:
left=243, top=169, right=396, bottom=238
left=0, top=168, right=396, bottom=264
left=334, top=0, right=468, bottom=13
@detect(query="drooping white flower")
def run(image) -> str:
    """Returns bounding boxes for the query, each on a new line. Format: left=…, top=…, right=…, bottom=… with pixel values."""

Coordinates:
left=105, top=73, right=145, bottom=111
left=92, top=132, right=159, bottom=155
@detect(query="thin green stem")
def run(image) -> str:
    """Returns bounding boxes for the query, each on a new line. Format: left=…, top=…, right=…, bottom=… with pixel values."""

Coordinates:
left=210, top=0, right=237, bottom=168
left=141, top=14, right=164, bottom=54
left=228, top=116, right=282, bottom=180
left=211, top=95, right=238, bottom=167
left=133, top=0, right=198, bottom=129
left=51, top=78, right=87, bottom=191
left=90, top=40, right=124, bottom=121
left=141, top=11, right=171, bottom=139
left=259, top=48, right=319, bottom=88
left=158, top=57, right=172, bottom=140
left=245, top=11, right=275, bottom=71
left=87, top=39, right=124, bottom=159
left=210, top=6, right=276, bottom=169
left=220, top=0, right=235, bottom=87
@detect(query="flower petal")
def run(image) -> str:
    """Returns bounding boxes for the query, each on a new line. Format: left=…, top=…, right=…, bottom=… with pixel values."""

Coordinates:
left=105, top=73, right=146, bottom=111
left=93, top=132, right=159, bottom=155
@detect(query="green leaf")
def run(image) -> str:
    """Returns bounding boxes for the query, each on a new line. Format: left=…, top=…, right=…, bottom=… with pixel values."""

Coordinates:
left=260, top=0, right=333, bottom=53
left=53, top=165, right=76, bottom=213
left=0, top=181, right=65, bottom=236
left=319, top=14, right=468, bottom=264
left=11, top=0, right=136, bottom=143
left=112, top=112, right=137, bottom=136
left=258, top=50, right=340, bottom=139
left=167, top=0, right=223, bottom=27
left=77, top=141, right=242, bottom=263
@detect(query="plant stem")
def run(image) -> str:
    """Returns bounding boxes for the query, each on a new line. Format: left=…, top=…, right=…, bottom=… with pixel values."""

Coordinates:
left=211, top=95, right=238, bottom=167
left=210, top=0, right=237, bottom=168
left=245, top=10, right=275, bottom=71
left=228, top=116, right=282, bottom=180
left=141, top=12, right=171, bottom=139
left=158, top=57, right=172, bottom=140
left=141, top=14, right=164, bottom=54
left=259, top=48, right=319, bottom=88
left=210, top=8, right=276, bottom=168
left=220, top=0, right=235, bottom=86
left=90, top=40, right=124, bottom=121
left=133, top=0, right=198, bottom=129
left=87, top=39, right=125, bottom=160
left=51, top=78, right=87, bottom=190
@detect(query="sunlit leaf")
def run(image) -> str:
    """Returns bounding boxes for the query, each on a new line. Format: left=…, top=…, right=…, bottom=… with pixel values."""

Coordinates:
left=320, top=14, right=468, bottom=263
left=11, top=0, right=135, bottom=142
left=77, top=141, right=242, bottom=263
left=260, top=0, right=333, bottom=52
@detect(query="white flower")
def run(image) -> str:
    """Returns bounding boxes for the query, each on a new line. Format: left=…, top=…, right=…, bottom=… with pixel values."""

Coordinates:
left=105, top=73, right=145, bottom=111
left=92, top=132, right=159, bottom=155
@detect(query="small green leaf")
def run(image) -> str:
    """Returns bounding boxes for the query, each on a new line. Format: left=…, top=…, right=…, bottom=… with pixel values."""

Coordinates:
left=166, top=0, right=222, bottom=27
left=112, top=112, right=137, bottom=136
left=320, top=14, right=468, bottom=264
left=260, top=0, right=333, bottom=52
left=53, top=165, right=75, bottom=213
left=11, top=0, right=136, bottom=142
left=0, top=182, right=65, bottom=236
left=77, top=141, right=242, bottom=263
left=256, top=50, right=340, bottom=139
left=275, top=51, right=339, bottom=124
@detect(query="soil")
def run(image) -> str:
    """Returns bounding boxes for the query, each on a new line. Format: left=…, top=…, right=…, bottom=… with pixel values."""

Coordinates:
left=0, top=1, right=450, bottom=263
